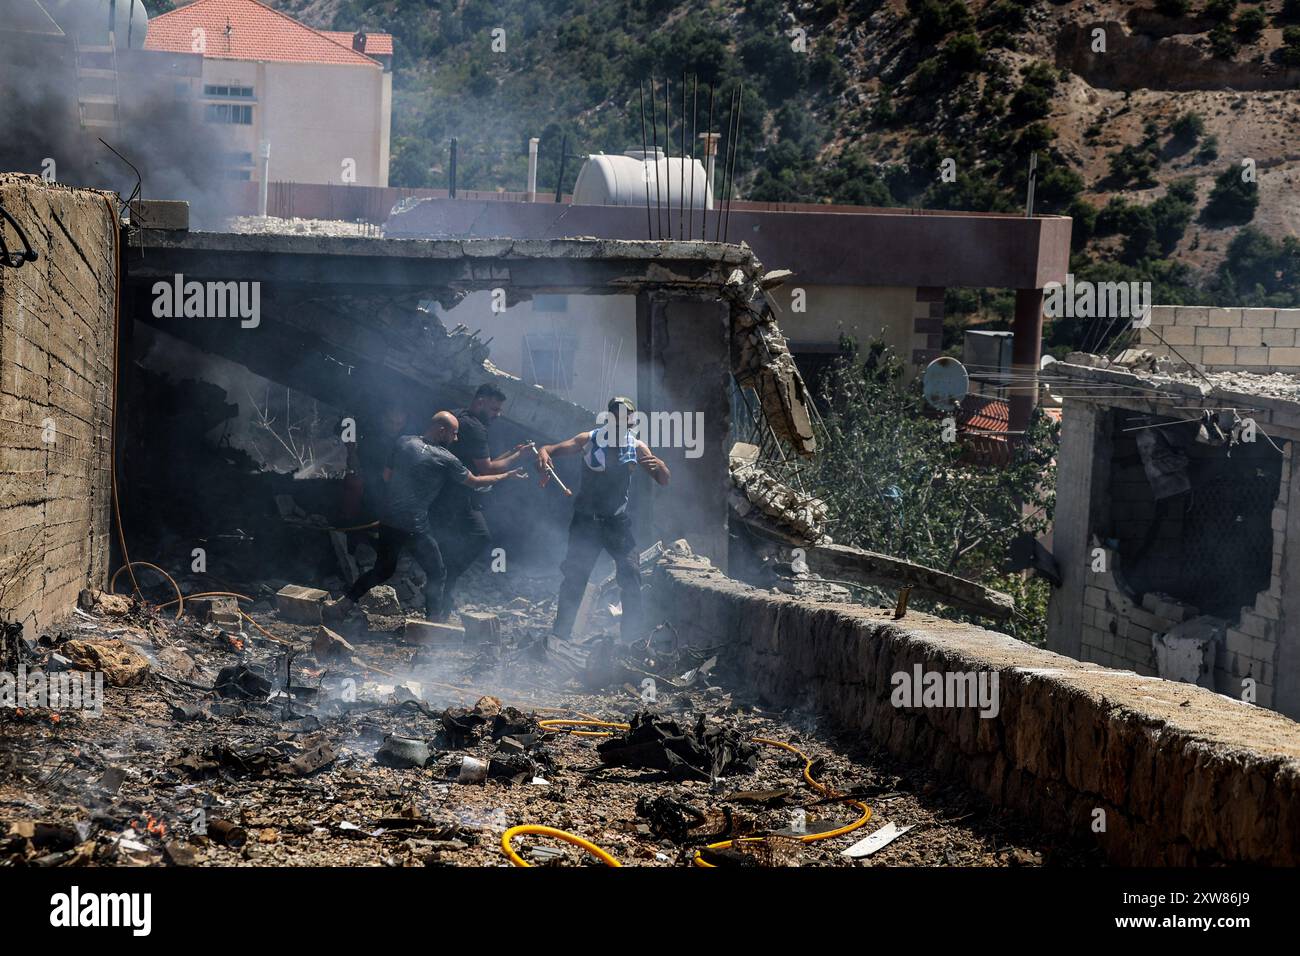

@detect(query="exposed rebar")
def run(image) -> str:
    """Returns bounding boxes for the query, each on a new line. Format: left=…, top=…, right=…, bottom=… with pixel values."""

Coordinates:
left=724, top=83, right=743, bottom=245
left=638, top=82, right=652, bottom=239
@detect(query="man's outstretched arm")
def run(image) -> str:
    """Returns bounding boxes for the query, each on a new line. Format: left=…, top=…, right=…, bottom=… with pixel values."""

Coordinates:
left=636, top=441, right=670, bottom=486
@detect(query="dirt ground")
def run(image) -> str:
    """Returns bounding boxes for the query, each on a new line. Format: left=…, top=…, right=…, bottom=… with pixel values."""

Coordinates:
left=0, top=575, right=1101, bottom=868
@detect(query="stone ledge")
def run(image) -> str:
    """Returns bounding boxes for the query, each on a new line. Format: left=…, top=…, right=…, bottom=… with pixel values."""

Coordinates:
left=648, top=555, right=1300, bottom=865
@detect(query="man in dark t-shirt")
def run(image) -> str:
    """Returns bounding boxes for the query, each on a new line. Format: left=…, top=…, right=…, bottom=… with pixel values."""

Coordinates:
left=432, top=384, right=530, bottom=614
left=324, top=411, right=527, bottom=622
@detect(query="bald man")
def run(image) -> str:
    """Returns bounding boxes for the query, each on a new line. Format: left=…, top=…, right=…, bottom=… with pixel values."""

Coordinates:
left=325, top=411, right=527, bottom=622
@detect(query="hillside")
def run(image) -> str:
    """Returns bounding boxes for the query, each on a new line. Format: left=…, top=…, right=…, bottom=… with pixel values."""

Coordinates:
left=164, top=0, right=1300, bottom=341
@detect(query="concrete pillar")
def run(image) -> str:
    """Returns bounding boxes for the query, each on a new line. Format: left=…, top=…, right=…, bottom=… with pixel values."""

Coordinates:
left=1275, top=450, right=1300, bottom=718
left=635, top=294, right=731, bottom=568
left=1046, top=402, right=1111, bottom=660
left=1008, top=287, right=1044, bottom=440
left=526, top=138, right=539, bottom=202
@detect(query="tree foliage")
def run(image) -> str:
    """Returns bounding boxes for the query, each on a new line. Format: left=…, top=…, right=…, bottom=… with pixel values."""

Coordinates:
left=803, top=340, right=1057, bottom=642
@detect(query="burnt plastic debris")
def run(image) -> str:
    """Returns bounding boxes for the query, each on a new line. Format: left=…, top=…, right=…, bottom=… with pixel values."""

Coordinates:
left=440, top=707, right=487, bottom=748
left=375, top=734, right=431, bottom=769
left=596, top=711, right=758, bottom=781
left=635, top=795, right=708, bottom=843
left=213, top=663, right=274, bottom=700
left=490, top=707, right=539, bottom=740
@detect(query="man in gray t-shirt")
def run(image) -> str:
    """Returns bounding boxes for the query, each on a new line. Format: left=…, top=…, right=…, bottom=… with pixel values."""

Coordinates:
left=325, top=411, right=526, bottom=622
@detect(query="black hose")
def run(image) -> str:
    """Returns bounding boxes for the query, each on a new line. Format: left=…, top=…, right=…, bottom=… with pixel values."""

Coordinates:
left=0, top=203, right=39, bottom=269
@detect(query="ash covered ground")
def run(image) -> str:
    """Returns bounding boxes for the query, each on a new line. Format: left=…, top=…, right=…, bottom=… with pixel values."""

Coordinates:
left=0, top=564, right=1098, bottom=868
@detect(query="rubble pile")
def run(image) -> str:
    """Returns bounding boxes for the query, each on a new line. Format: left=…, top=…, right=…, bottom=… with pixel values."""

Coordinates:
left=1066, top=350, right=1300, bottom=403
left=0, top=570, right=1088, bottom=868
left=729, top=459, right=830, bottom=545
left=225, top=216, right=381, bottom=238
left=725, top=269, right=817, bottom=458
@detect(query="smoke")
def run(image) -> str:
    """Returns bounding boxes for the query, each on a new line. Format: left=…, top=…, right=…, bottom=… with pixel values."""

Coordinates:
left=0, top=5, right=235, bottom=225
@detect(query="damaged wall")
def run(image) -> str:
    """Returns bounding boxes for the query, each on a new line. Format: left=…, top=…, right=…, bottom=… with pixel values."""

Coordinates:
left=648, top=553, right=1300, bottom=866
left=0, top=174, right=116, bottom=628
left=1045, top=361, right=1300, bottom=717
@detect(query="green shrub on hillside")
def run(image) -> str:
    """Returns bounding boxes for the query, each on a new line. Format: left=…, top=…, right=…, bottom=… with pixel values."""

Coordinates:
left=1235, top=7, right=1266, bottom=40
left=1202, top=164, right=1259, bottom=225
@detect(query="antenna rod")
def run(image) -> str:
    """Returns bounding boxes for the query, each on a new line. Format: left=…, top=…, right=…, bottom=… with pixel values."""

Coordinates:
left=690, top=73, right=698, bottom=242
left=704, top=82, right=714, bottom=241
left=724, top=83, right=743, bottom=245
left=679, top=70, right=686, bottom=241
left=638, top=83, right=652, bottom=238
left=664, top=76, right=671, bottom=239
left=555, top=133, right=568, bottom=203
left=715, top=86, right=738, bottom=243
left=650, top=77, right=662, bottom=239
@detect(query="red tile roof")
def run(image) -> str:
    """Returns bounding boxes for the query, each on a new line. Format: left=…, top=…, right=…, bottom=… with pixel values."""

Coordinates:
left=958, top=394, right=1010, bottom=436
left=323, top=30, right=393, bottom=57
left=145, top=0, right=379, bottom=68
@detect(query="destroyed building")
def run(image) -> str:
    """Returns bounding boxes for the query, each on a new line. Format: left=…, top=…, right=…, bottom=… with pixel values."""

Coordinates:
left=1045, top=305, right=1300, bottom=718
left=3, top=170, right=1300, bottom=871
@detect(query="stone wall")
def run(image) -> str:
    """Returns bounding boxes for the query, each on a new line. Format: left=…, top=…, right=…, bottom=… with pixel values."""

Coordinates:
left=648, top=554, right=1300, bottom=865
left=1140, top=305, right=1300, bottom=372
left=0, top=174, right=117, bottom=629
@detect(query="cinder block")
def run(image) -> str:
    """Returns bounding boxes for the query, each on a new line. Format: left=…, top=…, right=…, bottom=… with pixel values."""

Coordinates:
left=1274, top=310, right=1300, bottom=329
left=1262, top=328, right=1295, bottom=348
left=1251, top=591, right=1282, bottom=621
left=1237, top=347, right=1270, bottom=366
left=1174, top=306, right=1210, bottom=326
left=1239, top=610, right=1276, bottom=641
left=404, top=618, right=465, bottom=645
left=128, top=199, right=189, bottom=231
left=1201, top=346, right=1236, bottom=366
left=1229, top=327, right=1262, bottom=347
left=1195, top=326, right=1230, bottom=346
left=1225, top=628, right=1254, bottom=656
left=459, top=610, right=501, bottom=646
left=1266, top=347, right=1300, bottom=367
left=187, top=595, right=239, bottom=622
left=1207, top=308, right=1242, bottom=327
left=1159, top=325, right=1196, bottom=345
left=275, top=584, right=328, bottom=624
left=1241, top=309, right=1276, bottom=328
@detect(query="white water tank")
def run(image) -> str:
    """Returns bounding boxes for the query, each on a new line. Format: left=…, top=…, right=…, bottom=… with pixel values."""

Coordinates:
left=44, top=0, right=149, bottom=49
left=572, top=149, right=711, bottom=209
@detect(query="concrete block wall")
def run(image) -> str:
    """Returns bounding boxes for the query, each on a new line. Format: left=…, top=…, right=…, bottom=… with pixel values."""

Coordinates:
left=649, top=554, right=1300, bottom=865
left=1079, top=441, right=1286, bottom=703
left=0, top=174, right=117, bottom=630
left=1139, top=305, right=1300, bottom=371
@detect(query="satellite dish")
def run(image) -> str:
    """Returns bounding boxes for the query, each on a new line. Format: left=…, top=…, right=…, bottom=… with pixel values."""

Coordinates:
left=922, top=356, right=969, bottom=412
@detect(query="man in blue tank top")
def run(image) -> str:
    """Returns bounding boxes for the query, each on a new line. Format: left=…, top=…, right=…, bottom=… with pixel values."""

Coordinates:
left=536, top=397, right=671, bottom=643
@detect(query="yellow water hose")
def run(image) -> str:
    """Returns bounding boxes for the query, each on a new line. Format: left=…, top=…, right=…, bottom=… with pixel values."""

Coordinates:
left=501, top=825, right=622, bottom=867
left=109, top=561, right=184, bottom=618
left=157, top=590, right=253, bottom=609
left=537, top=717, right=631, bottom=737
left=504, top=723, right=872, bottom=867
left=692, top=738, right=873, bottom=867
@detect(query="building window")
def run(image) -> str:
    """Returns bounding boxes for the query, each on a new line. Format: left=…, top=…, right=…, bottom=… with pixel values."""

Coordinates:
left=221, top=169, right=252, bottom=181
left=523, top=332, right=577, bottom=394
left=204, top=84, right=255, bottom=98
left=205, top=103, right=253, bottom=124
